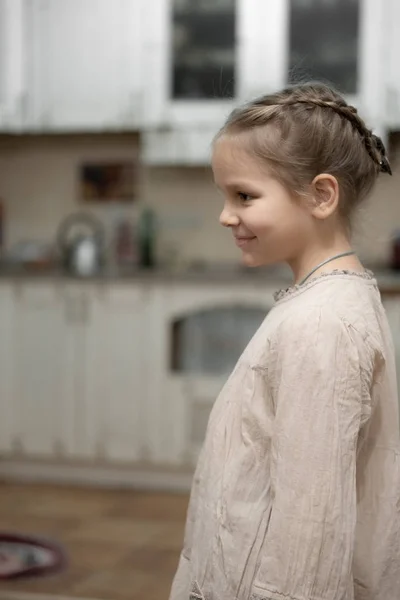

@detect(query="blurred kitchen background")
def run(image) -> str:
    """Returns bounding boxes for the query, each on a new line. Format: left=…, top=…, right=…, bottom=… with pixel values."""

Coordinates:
left=1, top=0, right=400, bottom=598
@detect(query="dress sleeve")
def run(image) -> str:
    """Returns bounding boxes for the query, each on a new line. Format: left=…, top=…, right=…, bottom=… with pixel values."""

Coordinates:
left=251, top=308, right=372, bottom=600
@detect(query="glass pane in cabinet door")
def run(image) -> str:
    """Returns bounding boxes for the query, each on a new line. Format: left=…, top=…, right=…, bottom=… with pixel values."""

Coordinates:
left=288, top=0, right=360, bottom=94
left=171, top=305, right=267, bottom=375
left=172, top=0, right=236, bottom=99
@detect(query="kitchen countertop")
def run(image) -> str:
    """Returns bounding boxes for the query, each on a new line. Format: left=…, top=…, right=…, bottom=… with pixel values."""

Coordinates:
left=0, top=263, right=292, bottom=285
left=1, top=263, right=400, bottom=293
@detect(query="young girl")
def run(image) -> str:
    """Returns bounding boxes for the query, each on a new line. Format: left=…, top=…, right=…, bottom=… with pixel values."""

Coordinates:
left=169, top=83, right=400, bottom=600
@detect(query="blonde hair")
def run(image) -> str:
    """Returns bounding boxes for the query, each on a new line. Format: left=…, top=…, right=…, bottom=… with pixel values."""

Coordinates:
left=217, top=83, right=391, bottom=219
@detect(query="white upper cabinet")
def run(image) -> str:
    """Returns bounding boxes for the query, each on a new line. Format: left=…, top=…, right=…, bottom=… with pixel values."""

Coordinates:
left=284, top=0, right=388, bottom=132
left=385, top=0, right=400, bottom=128
left=0, top=0, right=394, bottom=137
left=142, top=0, right=288, bottom=163
left=350, top=0, right=387, bottom=131
left=143, top=0, right=390, bottom=164
left=141, top=0, right=287, bottom=129
left=237, top=0, right=288, bottom=101
left=23, top=0, right=144, bottom=131
left=0, top=0, right=26, bottom=131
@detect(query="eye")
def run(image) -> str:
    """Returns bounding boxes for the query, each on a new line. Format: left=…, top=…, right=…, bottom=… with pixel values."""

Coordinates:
left=237, top=192, right=253, bottom=203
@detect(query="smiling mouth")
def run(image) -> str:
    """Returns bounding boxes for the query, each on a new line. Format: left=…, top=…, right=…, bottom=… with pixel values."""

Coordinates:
left=235, top=236, right=256, bottom=248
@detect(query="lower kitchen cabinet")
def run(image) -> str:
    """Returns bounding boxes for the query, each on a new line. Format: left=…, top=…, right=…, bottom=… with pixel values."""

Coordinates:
left=1, top=278, right=400, bottom=490
left=82, top=284, right=149, bottom=463
left=382, top=295, right=400, bottom=403
left=3, top=282, right=75, bottom=458
left=0, top=280, right=149, bottom=466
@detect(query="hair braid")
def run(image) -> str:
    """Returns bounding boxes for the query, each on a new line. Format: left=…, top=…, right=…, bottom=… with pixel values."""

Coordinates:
left=282, top=98, right=391, bottom=175
left=246, top=89, right=392, bottom=175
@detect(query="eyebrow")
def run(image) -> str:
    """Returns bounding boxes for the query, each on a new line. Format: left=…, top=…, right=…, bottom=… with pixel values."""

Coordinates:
left=218, top=181, right=259, bottom=193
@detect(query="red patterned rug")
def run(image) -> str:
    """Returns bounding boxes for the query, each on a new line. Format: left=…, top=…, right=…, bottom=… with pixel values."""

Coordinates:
left=0, top=533, right=66, bottom=579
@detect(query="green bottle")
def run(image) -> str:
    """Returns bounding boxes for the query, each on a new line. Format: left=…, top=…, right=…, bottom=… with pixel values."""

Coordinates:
left=138, top=207, right=156, bottom=269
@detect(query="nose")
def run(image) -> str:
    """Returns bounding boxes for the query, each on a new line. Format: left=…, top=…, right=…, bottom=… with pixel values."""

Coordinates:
left=219, top=205, right=240, bottom=228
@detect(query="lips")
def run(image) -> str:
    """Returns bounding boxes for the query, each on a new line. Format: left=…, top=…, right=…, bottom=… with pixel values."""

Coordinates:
left=234, top=236, right=256, bottom=248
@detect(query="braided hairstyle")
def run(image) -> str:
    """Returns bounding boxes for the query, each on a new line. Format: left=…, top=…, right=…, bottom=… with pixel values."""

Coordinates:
left=217, top=83, right=391, bottom=219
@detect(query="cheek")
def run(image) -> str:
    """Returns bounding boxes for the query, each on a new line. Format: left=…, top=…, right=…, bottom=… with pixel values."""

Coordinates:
left=273, top=198, right=309, bottom=231
left=242, top=196, right=309, bottom=239
left=242, top=207, right=272, bottom=233
left=246, top=202, right=294, bottom=235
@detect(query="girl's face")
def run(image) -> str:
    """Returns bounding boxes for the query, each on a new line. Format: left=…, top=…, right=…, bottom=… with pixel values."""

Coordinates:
left=212, top=135, right=314, bottom=268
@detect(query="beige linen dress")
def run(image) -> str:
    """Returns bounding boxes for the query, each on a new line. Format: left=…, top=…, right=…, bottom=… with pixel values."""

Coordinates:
left=169, top=271, right=400, bottom=600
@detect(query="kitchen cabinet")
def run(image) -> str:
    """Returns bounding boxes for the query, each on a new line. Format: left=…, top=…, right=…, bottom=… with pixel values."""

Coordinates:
left=385, top=0, right=400, bottom=128
left=0, top=280, right=149, bottom=465
left=6, top=283, right=76, bottom=457
left=0, top=0, right=394, bottom=138
left=23, top=0, right=144, bottom=131
left=143, top=0, right=287, bottom=164
left=357, top=0, right=390, bottom=134
left=143, top=0, right=390, bottom=165
left=0, top=0, right=26, bottom=131
left=1, top=277, right=400, bottom=491
left=148, top=282, right=275, bottom=466
left=286, top=0, right=388, bottom=129
left=142, top=0, right=286, bottom=130
left=382, top=295, right=400, bottom=408
left=82, top=284, right=149, bottom=463
left=0, top=283, right=16, bottom=453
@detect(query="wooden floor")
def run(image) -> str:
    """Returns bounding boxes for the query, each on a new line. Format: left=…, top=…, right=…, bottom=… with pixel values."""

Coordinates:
left=0, top=481, right=189, bottom=600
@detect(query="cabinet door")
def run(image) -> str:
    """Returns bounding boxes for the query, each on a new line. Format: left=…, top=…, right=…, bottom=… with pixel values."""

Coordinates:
left=82, top=285, right=148, bottom=463
left=357, top=0, right=388, bottom=130
left=238, top=0, right=288, bottom=101
left=142, top=0, right=287, bottom=164
left=147, top=283, right=275, bottom=466
left=0, top=283, right=15, bottom=453
left=283, top=0, right=387, bottom=129
left=0, top=0, right=26, bottom=131
left=385, top=0, right=400, bottom=127
left=26, top=0, right=144, bottom=131
left=382, top=296, right=400, bottom=407
left=10, top=283, right=75, bottom=457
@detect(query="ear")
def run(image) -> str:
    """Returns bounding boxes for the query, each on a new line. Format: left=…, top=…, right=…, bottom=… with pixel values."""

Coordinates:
left=309, top=174, right=339, bottom=219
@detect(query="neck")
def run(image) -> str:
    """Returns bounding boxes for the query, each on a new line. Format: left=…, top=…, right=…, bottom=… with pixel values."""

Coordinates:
left=288, top=237, right=363, bottom=285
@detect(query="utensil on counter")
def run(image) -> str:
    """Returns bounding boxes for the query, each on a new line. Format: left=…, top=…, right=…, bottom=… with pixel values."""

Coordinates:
left=56, top=212, right=106, bottom=277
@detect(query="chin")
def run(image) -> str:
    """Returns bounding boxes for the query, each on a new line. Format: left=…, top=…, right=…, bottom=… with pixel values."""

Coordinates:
left=241, top=253, right=263, bottom=267
left=241, top=252, right=275, bottom=268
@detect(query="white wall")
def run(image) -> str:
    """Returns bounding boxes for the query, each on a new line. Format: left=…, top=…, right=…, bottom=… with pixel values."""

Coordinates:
left=0, top=133, right=399, bottom=268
